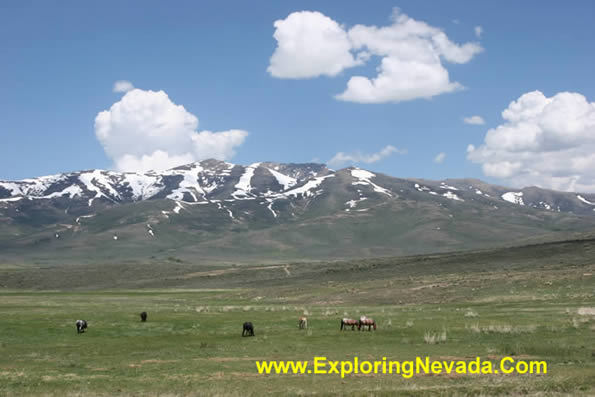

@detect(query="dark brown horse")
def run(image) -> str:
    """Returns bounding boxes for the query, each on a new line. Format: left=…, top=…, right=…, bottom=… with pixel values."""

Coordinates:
left=340, top=318, right=358, bottom=331
left=358, top=316, right=376, bottom=331
left=242, top=322, right=254, bottom=337
left=140, top=312, right=147, bottom=322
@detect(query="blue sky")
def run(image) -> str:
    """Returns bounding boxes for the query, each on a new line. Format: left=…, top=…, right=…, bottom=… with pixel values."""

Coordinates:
left=1, top=1, right=595, bottom=191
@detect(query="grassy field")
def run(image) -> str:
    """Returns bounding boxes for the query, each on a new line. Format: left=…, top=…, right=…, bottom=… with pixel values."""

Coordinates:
left=0, top=239, right=594, bottom=396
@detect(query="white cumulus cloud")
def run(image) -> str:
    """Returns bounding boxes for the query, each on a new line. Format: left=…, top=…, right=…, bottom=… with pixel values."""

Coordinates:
left=95, top=88, right=248, bottom=172
left=467, top=90, right=595, bottom=192
left=267, top=11, right=361, bottom=79
left=269, top=8, right=483, bottom=104
left=327, top=145, right=405, bottom=167
left=113, top=80, right=135, bottom=93
left=434, top=152, right=446, bottom=163
left=463, top=115, right=485, bottom=125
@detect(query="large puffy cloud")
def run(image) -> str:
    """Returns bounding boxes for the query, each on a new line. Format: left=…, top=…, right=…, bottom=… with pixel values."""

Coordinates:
left=337, top=10, right=482, bottom=103
left=95, top=88, right=248, bottom=172
left=327, top=145, right=405, bottom=167
left=467, top=90, right=595, bottom=192
left=269, top=8, right=482, bottom=103
left=336, top=56, right=461, bottom=103
left=267, top=11, right=361, bottom=78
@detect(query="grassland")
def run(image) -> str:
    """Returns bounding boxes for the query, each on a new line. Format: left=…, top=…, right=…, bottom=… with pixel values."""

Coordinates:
left=0, top=237, right=594, bottom=396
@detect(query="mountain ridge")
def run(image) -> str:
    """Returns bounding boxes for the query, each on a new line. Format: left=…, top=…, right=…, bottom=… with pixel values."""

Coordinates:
left=2, top=159, right=595, bottom=211
left=2, top=159, right=595, bottom=265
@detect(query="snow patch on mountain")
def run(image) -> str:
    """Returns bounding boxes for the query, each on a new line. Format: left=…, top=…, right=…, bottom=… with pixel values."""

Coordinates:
left=265, top=199, right=277, bottom=218
left=42, top=185, right=83, bottom=199
left=172, top=201, right=185, bottom=214
left=75, top=214, right=95, bottom=224
left=443, top=191, right=464, bottom=201
left=267, top=168, right=297, bottom=191
left=122, top=173, right=163, bottom=200
left=351, top=169, right=392, bottom=196
left=284, top=174, right=335, bottom=197
left=502, top=192, right=525, bottom=205
left=577, top=195, right=595, bottom=205
left=414, top=183, right=430, bottom=192
left=233, top=163, right=261, bottom=198
left=78, top=170, right=120, bottom=206
left=0, top=196, right=24, bottom=203
left=538, top=201, right=553, bottom=210
left=1, top=174, right=65, bottom=197
left=439, top=182, right=459, bottom=191
left=166, top=165, right=206, bottom=201
left=0, top=182, right=23, bottom=196
left=345, top=197, right=368, bottom=209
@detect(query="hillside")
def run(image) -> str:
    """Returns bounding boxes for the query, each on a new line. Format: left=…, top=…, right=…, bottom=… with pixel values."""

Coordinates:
left=1, top=232, right=594, bottom=291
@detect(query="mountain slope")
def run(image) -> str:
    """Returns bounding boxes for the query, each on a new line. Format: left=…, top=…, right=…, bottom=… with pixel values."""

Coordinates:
left=1, top=160, right=595, bottom=264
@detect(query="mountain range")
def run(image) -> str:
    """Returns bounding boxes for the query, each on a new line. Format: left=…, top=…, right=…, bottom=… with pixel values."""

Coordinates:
left=1, top=159, right=595, bottom=264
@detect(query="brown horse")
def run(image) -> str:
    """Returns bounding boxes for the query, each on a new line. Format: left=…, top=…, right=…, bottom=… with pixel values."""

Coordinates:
left=358, top=316, right=377, bottom=331
left=298, top=316, right=308, bottom=329
left=340, top=318, right=358, bottom=331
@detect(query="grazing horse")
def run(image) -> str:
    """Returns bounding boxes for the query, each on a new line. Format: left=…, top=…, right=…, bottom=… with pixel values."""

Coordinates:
left=358, top=316, right=376, bottom=331
left=340, top=318, right=358, bottom=331
left=75, top=320, right=87, bottom=334
left=242, top=322, right=254, bottom=337
left=298, top=316, right=308, bottom=329
left=140, top=312, right=147, bottom=322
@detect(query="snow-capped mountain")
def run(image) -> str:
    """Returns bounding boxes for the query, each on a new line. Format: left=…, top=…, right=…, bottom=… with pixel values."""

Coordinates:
left=0, top=160, right=332, bottom=206
left=2, top=159, right=595, bottom=215
left=2, top=159, right=595, bottom=263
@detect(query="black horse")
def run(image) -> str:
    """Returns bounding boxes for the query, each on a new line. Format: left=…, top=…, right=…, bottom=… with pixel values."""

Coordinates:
left=242, top=322, right=254, bottom=337
left=140, top=312, right=147, bottom=322
left=76, top=319, right=88, bottom=334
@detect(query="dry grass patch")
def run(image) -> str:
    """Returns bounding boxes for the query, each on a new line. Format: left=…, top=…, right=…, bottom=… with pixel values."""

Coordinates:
left=466, top=324, right=537, bottom=334
left=464, top=309, right=478, bottom=318
left=424, top=328, right=447, bottom=344
left=577, top=307, right=595, bottom=316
